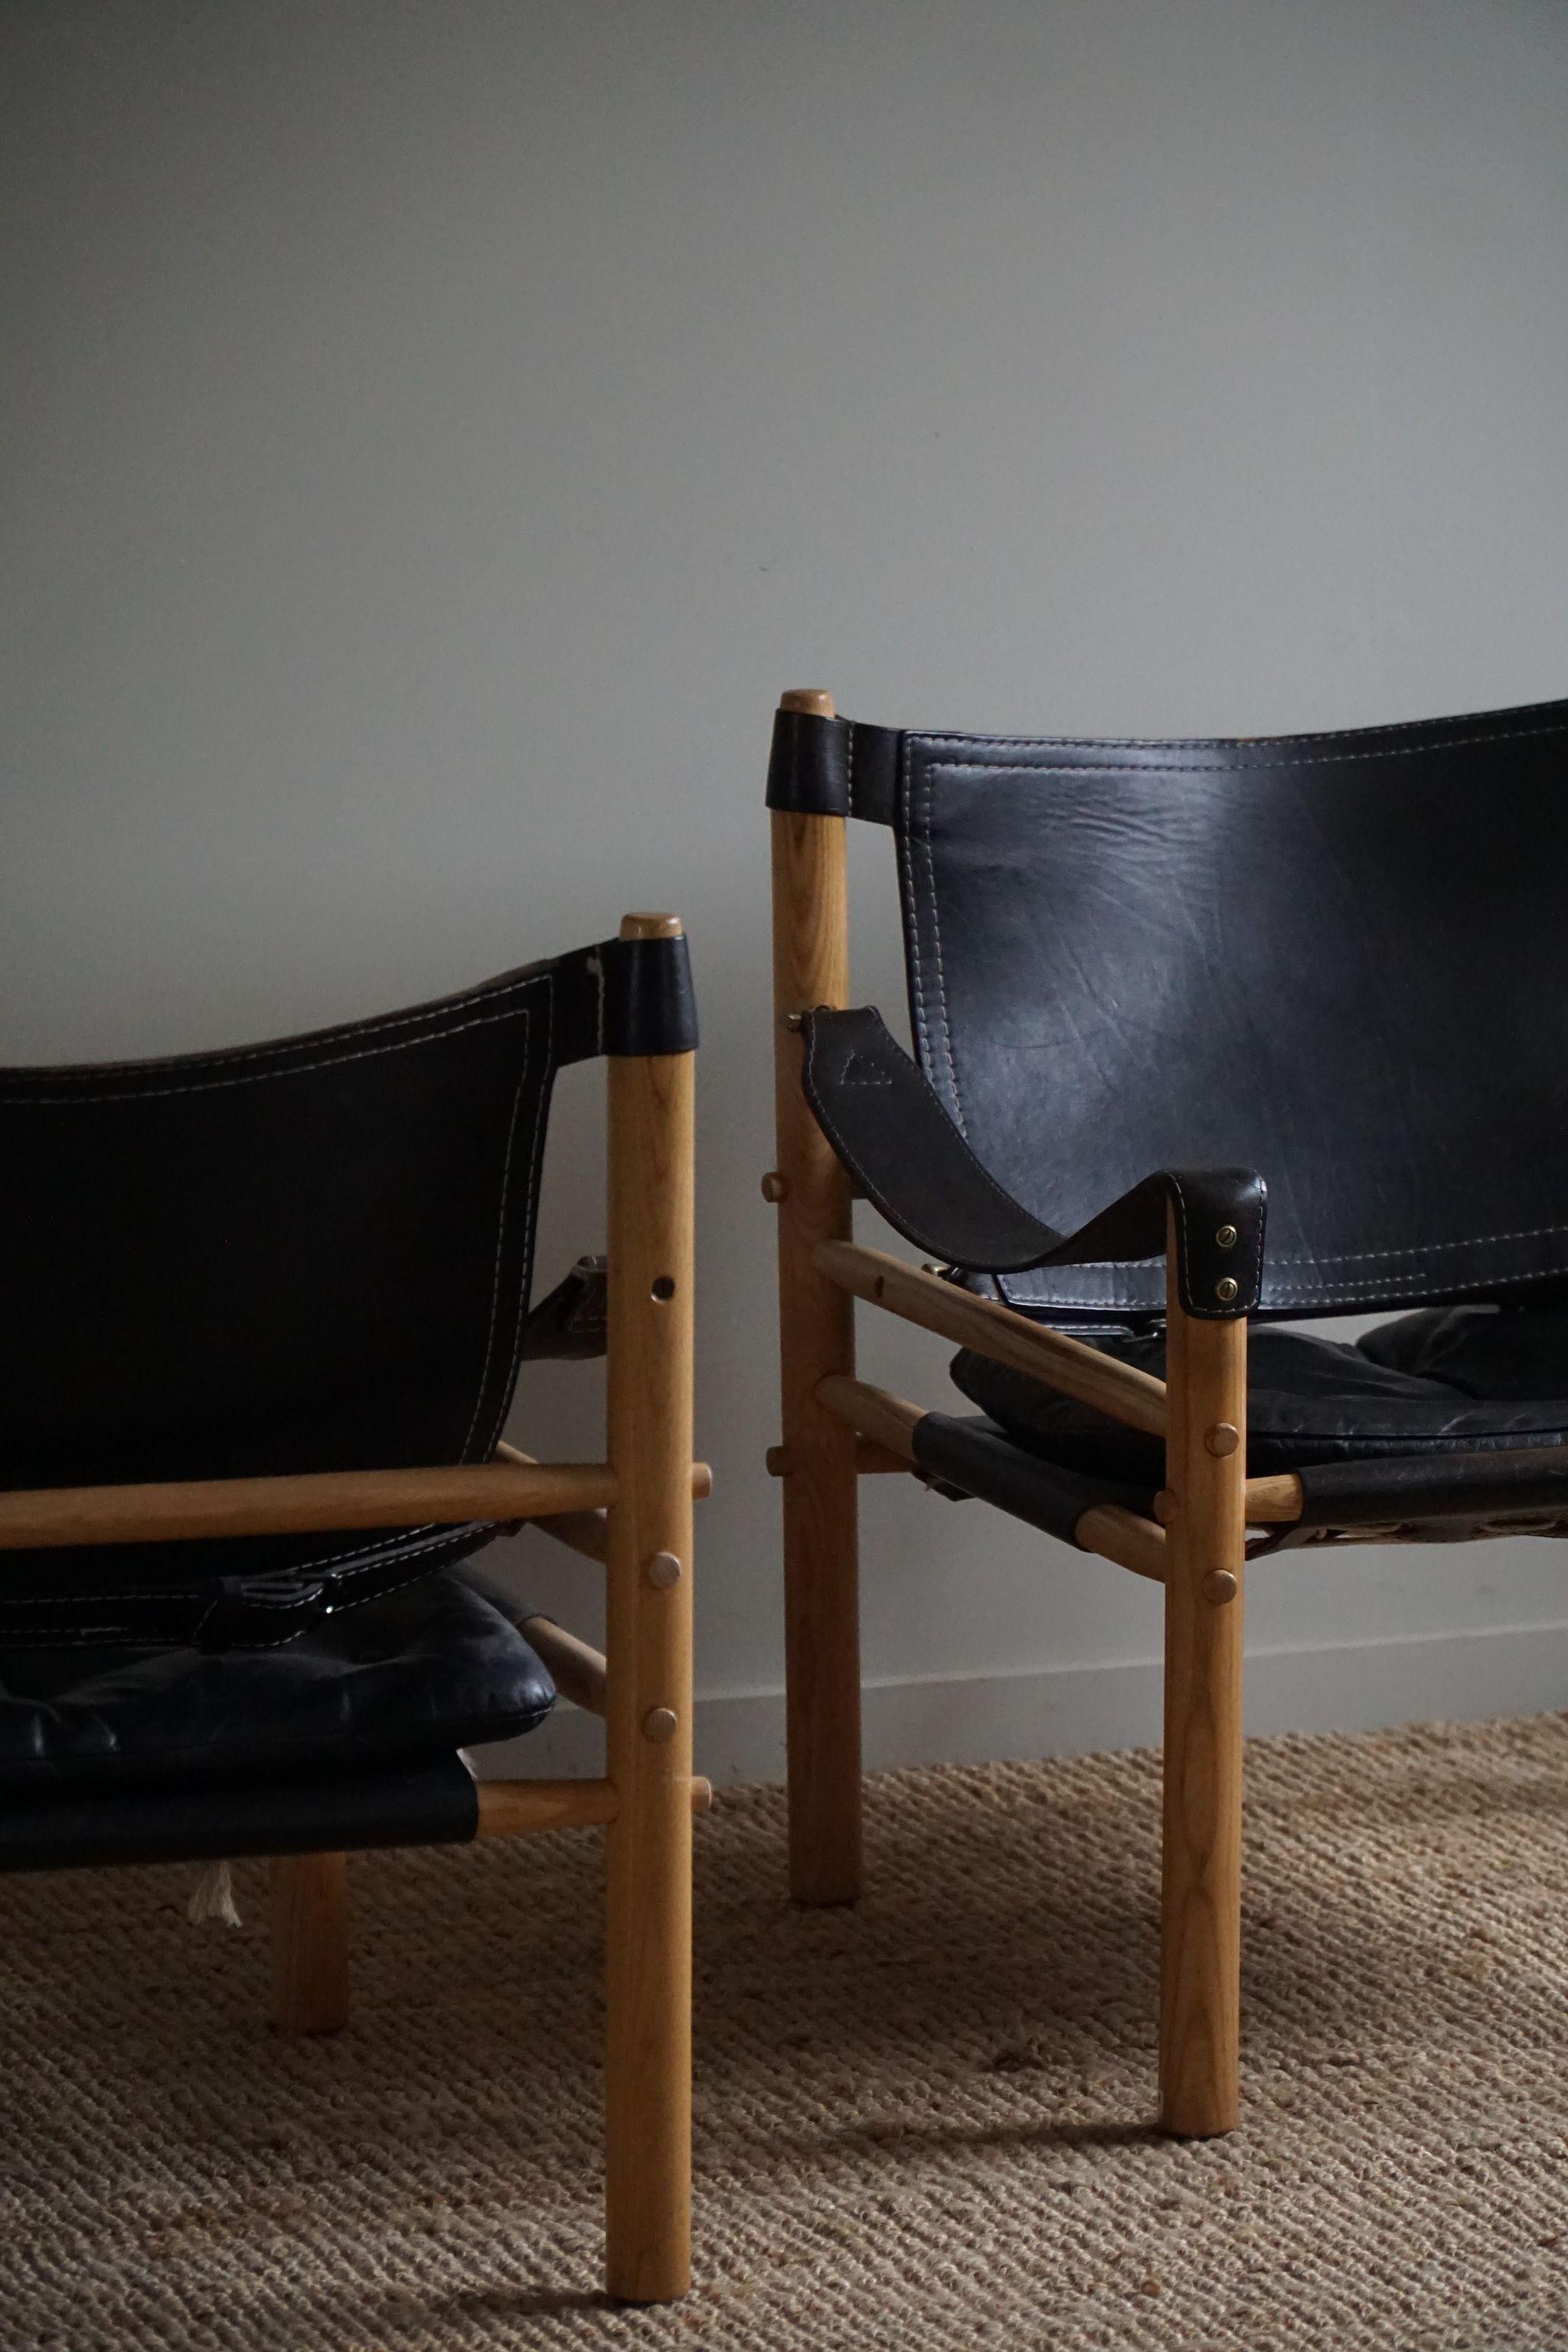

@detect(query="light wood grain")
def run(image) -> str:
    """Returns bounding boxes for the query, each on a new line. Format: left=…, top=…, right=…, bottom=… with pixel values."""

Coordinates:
left=815, top=1374, right=923, bottom=1462
left=1075, top=1504, right=1168, bottom=1583
left=495, top=1441, right=712, bottom=1563
left=1244, top=1472, right=1304, bottom=1524
left=270, top=1853, right=348, bottom=2035
left=521, top=1615, right=607, bottom=1716
left=1158, top=1209, right=1246, bottom=2137
left=814, top=1242, right=1170, bottom=1439
left=770, top=697, right=864, bottom=1907
left=472, top=1777, right=711, bottom=1836
left=475, top=1779, right=621, bottom=1834
left=603, top=912, right=697, bottom=2303
left=0, top=1459, right=616, bottom=1552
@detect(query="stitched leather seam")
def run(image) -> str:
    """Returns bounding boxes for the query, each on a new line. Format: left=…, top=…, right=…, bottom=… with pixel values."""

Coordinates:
left=1001, top=1254, right=1568, bottom=1306
left=923, top=754, right=967, bottom=1133
left=0, top=1530, right=482, bottom=1648
left=907, top=731, right=1557, bottom=1276
left=0, top=972, right=547, bottom=1092
left=1273, top=1223, right=1568, bottom=1264
left=459, top=986, right=545, bottom=1462
left=897, top=736, right=939, bottom=1090
left=1276, top=1262, right=1568, bottom=1297
left=910, top=747, right=972, bottom=1138
left=474, top=998, right=553, bottom=1465
left=0, top=997, right=540, bottom=1108
left=0, top=1524, right=459, bottom=1612
left=913, top=714, right=1568, bottom=770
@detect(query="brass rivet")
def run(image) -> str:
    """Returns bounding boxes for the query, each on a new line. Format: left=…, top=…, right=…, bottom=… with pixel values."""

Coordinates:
left=643, top=1707, right=678, bottom=1743
left=1205, top=1423, right=1240, bottom=1458
left=645, top=1550, right=682, bottom=1589
left=761, top=1171, right=789, bottom=1204
left=1214, top=1276, right=1240, bottom=1304
left=781, top=1011, right=806, bottom=1033
left=1202, top=1569, right=1239, bottom=1606
left=1215, top=1223, right=1238, bottom=1250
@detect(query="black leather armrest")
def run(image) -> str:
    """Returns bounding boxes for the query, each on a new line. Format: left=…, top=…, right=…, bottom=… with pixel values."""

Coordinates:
left=800, top=1006, right=1266, bottom=1319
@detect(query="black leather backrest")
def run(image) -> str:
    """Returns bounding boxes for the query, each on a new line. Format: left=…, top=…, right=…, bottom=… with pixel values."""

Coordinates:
left=1, top=959, right=564, bottom=1491
left=871, top=698, right=1568, bottom=1320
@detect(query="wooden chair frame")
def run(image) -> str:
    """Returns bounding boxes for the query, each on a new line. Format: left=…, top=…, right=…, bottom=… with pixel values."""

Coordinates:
left=766, top=694, right=1312, bottom=2138
left=2, top=913, right=704, bottom=2302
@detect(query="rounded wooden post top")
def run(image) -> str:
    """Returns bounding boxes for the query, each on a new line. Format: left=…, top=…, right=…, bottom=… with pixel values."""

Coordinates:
left=619, top=911, right=684, bottom=941
left=778, top=688, right=837, bottom=717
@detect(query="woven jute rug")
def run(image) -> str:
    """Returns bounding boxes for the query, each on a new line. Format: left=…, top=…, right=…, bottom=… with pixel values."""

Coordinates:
left=3, top=1715, right=1566, bottom=2351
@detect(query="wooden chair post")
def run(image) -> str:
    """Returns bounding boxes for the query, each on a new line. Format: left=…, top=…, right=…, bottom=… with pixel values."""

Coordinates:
left=1158, top=1207, right=1246, bottom=2135
left=769, top=688, right=862, bottom=1907
left=270, top=1852, right=349, bottom=2034
left=603, top=913, right=696, bottom=2303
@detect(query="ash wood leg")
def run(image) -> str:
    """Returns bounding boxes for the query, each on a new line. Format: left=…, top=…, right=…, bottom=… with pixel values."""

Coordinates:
left=603, top=916, right=696, bottom=2303
left=770, top=690, right=862, bottom=1906
left=1158, top=1215, right=1246, bottom=2135
left=270, top=1852, right=349, bottom=2034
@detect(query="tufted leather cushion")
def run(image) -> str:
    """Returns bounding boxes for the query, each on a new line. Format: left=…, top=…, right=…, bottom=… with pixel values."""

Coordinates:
left=0, top=1567, right=554, bottom=1796
left=951, top=1307, right=1568, bottom=1485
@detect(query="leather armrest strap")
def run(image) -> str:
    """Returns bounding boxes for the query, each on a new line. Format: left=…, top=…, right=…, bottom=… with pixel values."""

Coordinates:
left=801, top=1006, right=1266, bottom=1319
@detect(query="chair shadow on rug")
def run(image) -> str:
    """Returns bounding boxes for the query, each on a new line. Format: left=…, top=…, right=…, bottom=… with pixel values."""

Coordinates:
left=763, top=684, right=1568, bottom=2141
left=0, top=911, right=704, bottom=2303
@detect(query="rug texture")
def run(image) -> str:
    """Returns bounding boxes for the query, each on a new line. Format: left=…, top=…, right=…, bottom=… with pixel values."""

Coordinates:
left=2, top=1714, right=1566, bottom=2351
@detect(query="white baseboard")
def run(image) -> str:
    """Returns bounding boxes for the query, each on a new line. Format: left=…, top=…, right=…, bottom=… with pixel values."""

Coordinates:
left=476, top=1617, right=1568, bottom=1785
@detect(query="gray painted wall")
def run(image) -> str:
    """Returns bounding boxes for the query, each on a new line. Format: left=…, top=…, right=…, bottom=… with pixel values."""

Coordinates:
left=5, top=0, right=1567, bottom=1782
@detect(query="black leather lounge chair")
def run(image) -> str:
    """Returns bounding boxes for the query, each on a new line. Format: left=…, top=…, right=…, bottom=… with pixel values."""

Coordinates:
left=0, top=913, right=702, bottom=2303
left=763, top=685, right=1568, bottom=2138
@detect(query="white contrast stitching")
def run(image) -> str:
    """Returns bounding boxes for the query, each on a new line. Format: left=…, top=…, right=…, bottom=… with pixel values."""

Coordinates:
left=0, top=972, right=544, bottom=1091
left=458, top=995, right=540, bottom=1462
left=897, top=733, right=937, bottom=1077
left=1272, top=1222, right=1568, bottom=1265
left=0, top=995, right=543, bottom=1107
left=0, top=1524, right=452, bottom=1611
left=910, top=731, right=1568, bottom=1272
left=915, top=712, right=1568, bottom=770
left=2, top=1526, right=485, bottom=1647
left=923, top=751, right=968, bottom=1134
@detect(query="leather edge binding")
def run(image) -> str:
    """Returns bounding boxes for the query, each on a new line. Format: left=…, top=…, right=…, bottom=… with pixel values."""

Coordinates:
left=766, top=710, right=899, bottom=823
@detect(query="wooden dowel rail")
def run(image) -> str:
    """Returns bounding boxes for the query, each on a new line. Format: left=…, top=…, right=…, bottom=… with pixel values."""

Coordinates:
left=0, top=1460, right=620, bottom=1553
left=1075, top=1504, right=1168, bottom=1583
left=815, top=1241, right=1170, bottom=1439
left=815, top=1374, right=922, bottom=1462
left=821, top=1372, right=1168, bottom=1581
left=1243, top=1473, right=1303, bottom=1524
left=474, top=1776, right=712, bottom=1838
left=521, top=1614, right=609, bottom=1716
left=771, top=706, right=865, bottom=1910
left=496, top=1440, right=713, bottom=1563
left=765, top=1439, right=907, bottom=1477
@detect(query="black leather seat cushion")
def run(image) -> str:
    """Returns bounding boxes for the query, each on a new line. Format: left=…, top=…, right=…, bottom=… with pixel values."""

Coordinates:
left=952, top=1307, right=1568, bottom=1485
left=0, top=1567, right=554, bottom=1797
